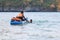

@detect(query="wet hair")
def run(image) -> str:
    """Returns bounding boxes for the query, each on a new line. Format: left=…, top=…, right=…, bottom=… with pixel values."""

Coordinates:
left=21, top=11, right=23, bottom=13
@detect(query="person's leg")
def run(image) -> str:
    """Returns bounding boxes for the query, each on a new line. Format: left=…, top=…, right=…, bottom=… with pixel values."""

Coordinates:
left=11, top=20, right=15, bottom=22
left=16, top=20, right=20, bottom=22
left=11, top=17, right=15, bottom=22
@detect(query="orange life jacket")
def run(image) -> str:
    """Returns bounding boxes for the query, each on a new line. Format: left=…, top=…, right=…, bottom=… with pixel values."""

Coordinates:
left=12, top=17, right=21, bottom=21
left=15, top=18, right=21, bottom=21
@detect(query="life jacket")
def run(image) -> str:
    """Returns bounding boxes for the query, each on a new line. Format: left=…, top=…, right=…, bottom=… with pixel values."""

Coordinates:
left=15, top=18, right=21, bottom=21
left=12, top=17, right=21, bottom=21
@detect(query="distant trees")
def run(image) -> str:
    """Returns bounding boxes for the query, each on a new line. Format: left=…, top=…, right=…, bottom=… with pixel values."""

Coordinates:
left=56, top=0, right=60, bottom=11
left=0, top=0, right=58, bottom=12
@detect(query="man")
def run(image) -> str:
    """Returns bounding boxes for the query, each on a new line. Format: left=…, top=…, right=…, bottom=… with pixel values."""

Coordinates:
left=11, top=11, right=29, bottom=22
left=16, top=11, right=25, bottom=21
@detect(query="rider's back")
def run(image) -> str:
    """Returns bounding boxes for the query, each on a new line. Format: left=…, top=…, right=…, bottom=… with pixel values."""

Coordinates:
left=17, top=13, right=24, bottom=17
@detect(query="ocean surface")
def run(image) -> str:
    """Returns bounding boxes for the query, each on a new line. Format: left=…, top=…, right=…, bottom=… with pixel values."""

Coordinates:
left=0, top=12, right=60, bottom=40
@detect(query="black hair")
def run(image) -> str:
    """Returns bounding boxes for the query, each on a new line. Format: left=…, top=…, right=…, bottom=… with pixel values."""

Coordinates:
left=21, top=11, right=23, bottom=13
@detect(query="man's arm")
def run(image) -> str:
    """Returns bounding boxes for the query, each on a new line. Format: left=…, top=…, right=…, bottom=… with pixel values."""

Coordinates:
left=23, top=16, right=29, bottom=22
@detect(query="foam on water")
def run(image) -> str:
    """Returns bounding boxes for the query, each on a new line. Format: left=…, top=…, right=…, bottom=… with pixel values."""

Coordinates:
left=0, top=12, right=60, bottom=40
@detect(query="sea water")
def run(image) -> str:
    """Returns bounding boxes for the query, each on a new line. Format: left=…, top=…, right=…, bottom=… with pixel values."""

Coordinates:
left=0, top=12, right=60, bottom=40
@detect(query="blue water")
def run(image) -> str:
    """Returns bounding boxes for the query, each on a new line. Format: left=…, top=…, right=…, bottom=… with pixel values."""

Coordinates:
left=0, top=12, right=60, bottom=40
